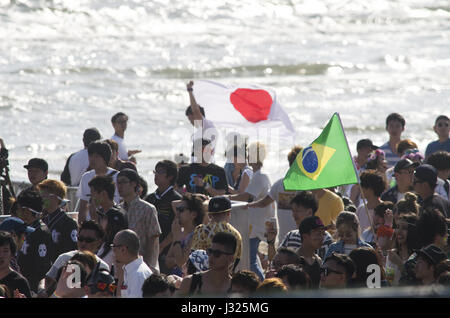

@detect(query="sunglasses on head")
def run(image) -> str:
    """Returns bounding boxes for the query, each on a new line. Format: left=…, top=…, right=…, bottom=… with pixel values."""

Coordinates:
left=320, top=267, right=344, bottom=276
left=89, top=282, right=117, bottom=294
left=77, top=236, right=97, bottom=243
left=206, top=248, right=233, bottom=258
left=21, top=206, right=42, bottom=217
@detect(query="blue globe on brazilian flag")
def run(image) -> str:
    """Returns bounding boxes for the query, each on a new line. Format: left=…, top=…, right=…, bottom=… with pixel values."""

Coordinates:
left=283, top=113, right=358, bottom=190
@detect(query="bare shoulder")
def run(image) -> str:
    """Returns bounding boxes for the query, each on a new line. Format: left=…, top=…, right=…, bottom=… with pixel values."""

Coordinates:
left=177, top=274, right=194, bottom=296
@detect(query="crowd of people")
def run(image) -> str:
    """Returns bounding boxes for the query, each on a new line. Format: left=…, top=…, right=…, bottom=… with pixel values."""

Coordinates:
left=0, top=81, right=449, bottom=298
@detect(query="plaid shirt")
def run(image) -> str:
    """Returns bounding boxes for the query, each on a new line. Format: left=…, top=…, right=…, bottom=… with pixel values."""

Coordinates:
left=122, top=196, right=162, bottom=271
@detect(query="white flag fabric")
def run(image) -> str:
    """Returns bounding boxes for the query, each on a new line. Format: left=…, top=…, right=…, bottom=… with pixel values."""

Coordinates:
left=192, top=80, right=295, bottom=137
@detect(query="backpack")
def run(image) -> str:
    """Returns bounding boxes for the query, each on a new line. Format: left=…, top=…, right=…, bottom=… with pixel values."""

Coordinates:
left=60, top=153, right=75, bottom=186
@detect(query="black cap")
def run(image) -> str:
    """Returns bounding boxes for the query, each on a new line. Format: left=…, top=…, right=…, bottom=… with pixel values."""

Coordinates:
left=357, top=139, right=378, bottom=151
left=414, top=164, right=438, bottom=185
left=394, top=158, right=420, bottom=173
left=298, top=216, right=325, bottom=236
left=416, top=245, right=447, bottom=265
left=23, top=158, right=48, bottom=171
left=208, top=196, right=231, bottom=214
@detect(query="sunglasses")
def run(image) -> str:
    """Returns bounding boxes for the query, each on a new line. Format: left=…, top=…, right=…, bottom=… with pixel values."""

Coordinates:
left=437, top=122, right=449, bottom=128
left=321, top=267, right=344, bottom=276
left=176, top=206, right=189, bottom=213
left=77, top=236, right=97, bottom=243
left=89, top=282, right=117, bottom=294
left=20, top=206, right=42, bottom=217
left=206, top=248, right=233, bottom=258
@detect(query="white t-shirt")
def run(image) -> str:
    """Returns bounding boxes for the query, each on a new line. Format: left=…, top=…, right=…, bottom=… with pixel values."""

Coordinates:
left=269, top=178, right=300, bottom=243
left=68, top=149, right=89, bottom=186
left=111, top=134, right=128, bottom=161
left=343, top=244, right=357, bottom=256
left=397, top=192, right=405, bottom=203
left=121, top=257, right=152, bottom=298
left=361, top=228, right=375, bottom=244
left=246, top=170, right=275, bottom=241
left=356, top=204, right=374, bottom=233
left=76, top=168, right=121, bottom=203
left=46, top=250, right=110, bottom=281
left=233, top=166, right=253, bottom=189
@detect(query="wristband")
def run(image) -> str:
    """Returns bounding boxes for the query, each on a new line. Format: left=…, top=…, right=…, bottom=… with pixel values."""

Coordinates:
left=267, top=239, right=275, bottom=245
left=187, top=88, right=193, bottom=92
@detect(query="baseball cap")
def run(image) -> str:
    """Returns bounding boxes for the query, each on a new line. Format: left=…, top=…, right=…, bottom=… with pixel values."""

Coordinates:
left=0, top=217, right=35, bottom=235
left=208, top=196, right=231, bottom=214
left=298, top=216, right=325, bottom=236
left=414, top=164, right=438, bottom=185
left=394, top=158, right=420, bottom=173
left=416, top=245, right=447, bottom=266
left=23, top=158, right=48, bottom=171
left=357, top=139, right=379, bottom=151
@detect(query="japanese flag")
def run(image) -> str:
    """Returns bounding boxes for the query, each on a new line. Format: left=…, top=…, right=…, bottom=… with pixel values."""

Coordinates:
left=192, top=80, right=295, bottom=138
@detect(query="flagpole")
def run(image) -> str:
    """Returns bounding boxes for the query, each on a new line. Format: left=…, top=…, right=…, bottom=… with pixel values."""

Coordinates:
left=335, top=113, right=376, bottom=239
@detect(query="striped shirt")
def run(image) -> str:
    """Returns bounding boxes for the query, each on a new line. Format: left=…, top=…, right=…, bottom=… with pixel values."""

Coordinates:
left=279, top=230, right=334, bottom=260
left=380, top=142, right=401, bottom=169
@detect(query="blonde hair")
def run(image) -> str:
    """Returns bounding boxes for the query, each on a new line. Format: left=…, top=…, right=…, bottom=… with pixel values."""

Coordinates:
left=397, top=139, right=418, bottom=156
left=37, top=179, right=67, bottom=199
left=248, top=142, right=267, bottom=165
left=256, top=278, right=287, bottom=295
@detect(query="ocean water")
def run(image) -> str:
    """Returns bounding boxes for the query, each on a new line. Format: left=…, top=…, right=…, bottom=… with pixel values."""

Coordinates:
left=0, top=0, right=449, bottom=191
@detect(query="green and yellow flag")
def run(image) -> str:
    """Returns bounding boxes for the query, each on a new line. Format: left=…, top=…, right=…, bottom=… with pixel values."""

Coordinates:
left=283, top=113, right=358, bottom=190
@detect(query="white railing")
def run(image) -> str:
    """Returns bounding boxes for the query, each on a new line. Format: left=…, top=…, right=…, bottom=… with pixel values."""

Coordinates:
left=11, top=181, right=79, bottom=213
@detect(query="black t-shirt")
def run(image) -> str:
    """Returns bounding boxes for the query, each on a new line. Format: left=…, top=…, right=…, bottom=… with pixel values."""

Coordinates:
left=145, top=187, right=182, bottom=275
left=302, top=256, right=322, bottom=289
left=421, top=194, right=450, bottom=218
left=43, top=209, right=78, bottom=261
left=177, top=163, right=228, bottom=195
left=0, top=270, right=32, bottom=298
left=145, top=187, right=182, bottom=243
left=17, top=219, right=55, bottom=293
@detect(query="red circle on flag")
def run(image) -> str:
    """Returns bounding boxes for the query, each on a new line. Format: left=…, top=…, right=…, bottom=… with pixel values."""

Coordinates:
left=229, top=88, right=273, bottom=123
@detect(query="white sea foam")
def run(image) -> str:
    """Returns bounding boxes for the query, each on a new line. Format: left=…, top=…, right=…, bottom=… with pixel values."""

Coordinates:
left=0, top=0, right=449, bottom=192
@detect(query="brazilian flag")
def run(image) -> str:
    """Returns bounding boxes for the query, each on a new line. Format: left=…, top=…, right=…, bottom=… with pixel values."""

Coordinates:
left=283, top=113, right=358, bottom=190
